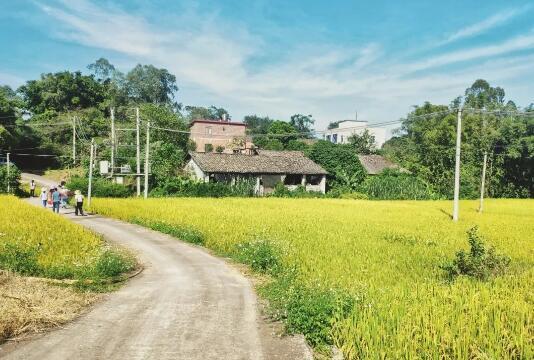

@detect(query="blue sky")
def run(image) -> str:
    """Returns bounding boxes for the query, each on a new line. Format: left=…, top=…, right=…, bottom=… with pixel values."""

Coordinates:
left=1, top=0, right=533, bottom=129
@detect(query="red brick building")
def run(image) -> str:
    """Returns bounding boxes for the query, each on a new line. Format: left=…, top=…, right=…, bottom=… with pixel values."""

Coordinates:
left=189, top=119, right=252, bottom=153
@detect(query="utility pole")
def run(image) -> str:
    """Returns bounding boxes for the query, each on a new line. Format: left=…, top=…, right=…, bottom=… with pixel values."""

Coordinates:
left=72, top=116, right=76, bottom=164
left=88, top=138, right=94, bottom=207
left=452, top=107, right=462, bottom=222
left=136, top=107, right=141, bottom=197
left=478, top=151, right=488, bottom=213
left=479, top=115, right=488, bottom=213
left=6, top=153, right=10, bottom=193
left=110, top=108, right=115, bottom=177
left=144, top=120, right=150, bottom=199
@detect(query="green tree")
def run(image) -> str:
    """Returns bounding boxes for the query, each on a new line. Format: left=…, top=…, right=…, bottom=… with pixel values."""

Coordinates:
left=125, top=64, right=178, bottom=106
left=289, top=114, right=314, bottom=137
left=184, top=105, right=230, bottom=122
left=348, top=129, right=376, bottom=154
left=18, top=71, right=106, bottom=114
left=243, top=115, right=273, bottom=134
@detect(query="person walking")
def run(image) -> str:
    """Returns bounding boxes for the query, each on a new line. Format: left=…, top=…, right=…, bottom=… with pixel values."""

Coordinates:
left=29, top=180, right=36, bottom=197
left=51, top=187, right=61, bottom=213
left=40, top=188, right=48, bottom=207
left=74, top=190, right=85, bottom=216
left=60, top=187, right=69, bottom=208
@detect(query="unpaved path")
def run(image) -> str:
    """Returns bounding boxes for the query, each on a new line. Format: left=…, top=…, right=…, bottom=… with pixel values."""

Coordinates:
left=1, top=181, right=311, bottom=359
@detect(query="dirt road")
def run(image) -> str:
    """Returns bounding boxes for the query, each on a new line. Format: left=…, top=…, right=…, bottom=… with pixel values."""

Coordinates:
left=1, top=181, right=311, bottom=359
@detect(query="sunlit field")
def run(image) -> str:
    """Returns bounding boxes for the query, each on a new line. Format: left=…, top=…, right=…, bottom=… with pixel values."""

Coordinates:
left=91, top=198, right=534, bottom=359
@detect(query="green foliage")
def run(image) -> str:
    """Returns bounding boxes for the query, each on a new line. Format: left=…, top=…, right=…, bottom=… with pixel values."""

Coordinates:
left=94, top=248, right=136, bottom=278
left=125, top=64, right=178, bottom=106
left=359, top=169, right=437, bottom=200
left=150, top=177, right=256, bottom=197
left=270, top=183, right=325, bottom=198
left=0, top=163, right=21, bottom=194
left=347, top=129, right=376, bottom=154
left=215, top=145, right=225, bottom=153
left=204, top=143, right=214, bottom=152
left=243, top=115, right=273, bottom=134
left=289, top=114, right=314, bottom=137
left=235, top=239, right=281, bottom=274
left=339, top=192, right=369, bottom=200
left=132, top=218, right=205, bottom=245
left=307, top=140, right=366, bottom=190
left=184, top=105, right=230, bottom=122
left=441, top=227, right=511, bottom=281
left=0, top=243, right=41, bottom=275
left=66, top=176, right=133, bottom=198
left=261, top=271, right=354, bottom=349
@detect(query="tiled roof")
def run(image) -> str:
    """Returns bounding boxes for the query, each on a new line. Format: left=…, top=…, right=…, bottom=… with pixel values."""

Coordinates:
left=357, top=154, right=407, bottom=175
left=189, top=150, right=327, bottom=175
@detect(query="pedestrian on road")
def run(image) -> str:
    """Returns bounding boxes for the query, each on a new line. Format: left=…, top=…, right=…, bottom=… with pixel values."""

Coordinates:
left=40, top=188, right=48, bottom=207
left=74, top=190, right=85, bottom=216
left=29, top=180, right=36, bottom=197
left=51, top=187, right=61, bottom=213
left=60, top=187, right=70, bottom=208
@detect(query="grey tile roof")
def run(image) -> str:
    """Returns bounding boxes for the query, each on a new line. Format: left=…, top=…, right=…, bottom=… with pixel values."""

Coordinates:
left=357, top=154, right=407, bottom=175
left=190, top=150, right=327, bottom=175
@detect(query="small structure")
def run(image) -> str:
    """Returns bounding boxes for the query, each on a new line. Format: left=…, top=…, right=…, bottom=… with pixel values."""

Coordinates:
left=357, top=154, right=407, bottom=175
left=185, top=150, right=328, bottom=194
left=323, top=120, right=387, bottom=148
left=189, top=119, right=253, bottom=154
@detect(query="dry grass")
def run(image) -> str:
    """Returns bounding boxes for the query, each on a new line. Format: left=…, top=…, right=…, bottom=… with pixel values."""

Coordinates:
left=0, top=271, right=98, bottom=343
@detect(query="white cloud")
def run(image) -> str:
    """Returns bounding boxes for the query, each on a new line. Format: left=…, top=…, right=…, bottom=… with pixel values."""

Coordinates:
left=441, top=7, right=527, bottom=45
left=35, top=0, right=534, bottom=128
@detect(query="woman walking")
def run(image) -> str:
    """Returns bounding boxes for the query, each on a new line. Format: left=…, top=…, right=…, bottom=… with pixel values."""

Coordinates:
left=74, top=190, right=85, bottom=216
left=40, top=188, right=48, bottom=207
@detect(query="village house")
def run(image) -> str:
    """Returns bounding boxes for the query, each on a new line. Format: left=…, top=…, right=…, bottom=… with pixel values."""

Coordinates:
left=185, top=150, right=328, bottom=195
left=323, top=120, right=387, bottom=148
left=357, top=154, right=408, bottom=175
left=189, top=118, right=253, bottom=154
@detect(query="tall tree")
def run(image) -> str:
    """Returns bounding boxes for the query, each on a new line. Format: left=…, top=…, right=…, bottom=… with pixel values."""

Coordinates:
left=184, top=106, right=230, bottom=122
left=348, top=129, right=376, bottom=154
left=125, top=64, right=178, bottom=106
left=289, top=113, right=315, bottom=137
left=243, top=115, right=273, bottom=134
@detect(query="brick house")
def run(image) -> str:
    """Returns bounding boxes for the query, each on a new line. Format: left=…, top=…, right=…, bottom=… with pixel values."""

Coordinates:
left=189, top=119, right=253, bottom=154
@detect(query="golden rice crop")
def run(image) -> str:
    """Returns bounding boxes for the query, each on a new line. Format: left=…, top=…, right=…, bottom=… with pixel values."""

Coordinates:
left=91, top=197, right=534, bottom=359
left=0, top=195, right=102, bottom=271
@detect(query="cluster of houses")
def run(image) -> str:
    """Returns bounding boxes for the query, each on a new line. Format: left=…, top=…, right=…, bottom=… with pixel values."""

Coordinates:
left=184, top=118, right=400, bottom=195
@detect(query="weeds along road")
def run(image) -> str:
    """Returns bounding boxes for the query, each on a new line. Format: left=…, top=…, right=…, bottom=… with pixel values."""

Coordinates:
left=2, top=176, right=311, bottom=359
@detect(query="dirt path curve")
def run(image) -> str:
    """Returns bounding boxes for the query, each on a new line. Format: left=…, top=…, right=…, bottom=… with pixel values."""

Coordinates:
left=2, top=175, right=312, bottom=359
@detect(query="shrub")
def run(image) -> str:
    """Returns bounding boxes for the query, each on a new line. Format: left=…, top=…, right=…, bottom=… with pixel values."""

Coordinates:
left=235, top=239, right=281, bottom=274
left=66, top=176, right=133, bottom=198
left=94, top=248, right=135, bottom=278
left=0, top=163, right=21, bottom=194
left=0, top=243, right=41, bottom=275
left=359, top=169, right=437, bottom=200
left=150, top=177, right=255, bottom=198
left=441, top=226, right=511, bottom=281
left=215, top=145, right=225, bottom=153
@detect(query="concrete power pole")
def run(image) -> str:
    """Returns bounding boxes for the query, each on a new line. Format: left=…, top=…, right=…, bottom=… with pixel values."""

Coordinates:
left=144, top=120, right=150, bottom=199
left=88, top=138, right=95, bottom=207
left=136, top=107, right=141, bottom=197
left=6, top=153, right=10, bottom=193
left=452, top=108, right=462, bottom=222
left=479, top=151, right=488, bottom=213
left=110, top=108, right=115, bottom=177
left=72, top=116, right=76, bottom=164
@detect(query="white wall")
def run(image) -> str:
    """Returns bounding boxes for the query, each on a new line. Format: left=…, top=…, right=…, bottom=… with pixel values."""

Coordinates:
left=323, top=121, right=387, bottom=148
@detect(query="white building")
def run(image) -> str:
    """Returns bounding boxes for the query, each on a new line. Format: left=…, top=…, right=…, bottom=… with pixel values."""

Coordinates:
left=322, top=120, right=387, bottom=149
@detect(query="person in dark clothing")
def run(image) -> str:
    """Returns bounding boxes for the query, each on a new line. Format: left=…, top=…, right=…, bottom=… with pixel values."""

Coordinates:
left=29, top=180, right=36, bottom=197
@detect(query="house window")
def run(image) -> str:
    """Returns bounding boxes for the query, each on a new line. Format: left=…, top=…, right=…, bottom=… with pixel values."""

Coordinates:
left=332, top=134, right=338, bottom=143
left=340, top=135, right=344, bottom=143
left=284, top=174, right=302, bottom=185
left=326, top=135, right=331, bottom=142
left=206, top=127, right=212, bottom=135
left=307, top=175, right=322, bottom=185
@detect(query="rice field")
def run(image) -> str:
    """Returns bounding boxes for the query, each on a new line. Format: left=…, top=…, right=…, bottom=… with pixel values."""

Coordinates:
left=90, top=198, right=533, bottom=359
left=0, top=195, right=133, bottom=279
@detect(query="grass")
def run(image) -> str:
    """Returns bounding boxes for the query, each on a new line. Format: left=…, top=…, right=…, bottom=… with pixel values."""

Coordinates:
left=90, top=197, right=534, bottom=359
left=43, top=167, right=84, bottom=182
left=0, top=195, right=136, bottom=342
